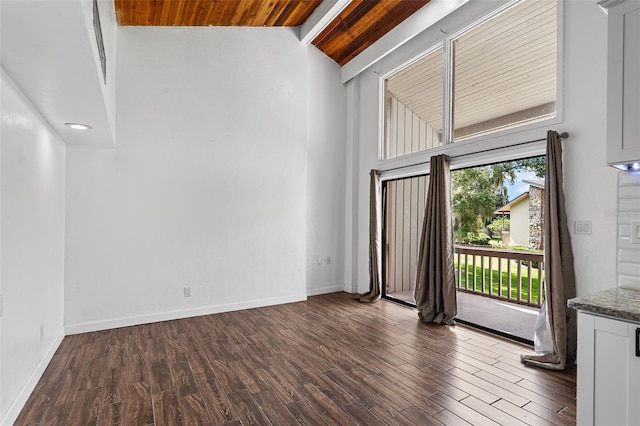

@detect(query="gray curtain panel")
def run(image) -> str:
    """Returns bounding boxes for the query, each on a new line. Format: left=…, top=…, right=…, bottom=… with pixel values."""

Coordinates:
left=414, top=155, right=457, bottom=324
left=521, top=130, right=577, bottom=370
left=359, top=169, right=382, bottom=303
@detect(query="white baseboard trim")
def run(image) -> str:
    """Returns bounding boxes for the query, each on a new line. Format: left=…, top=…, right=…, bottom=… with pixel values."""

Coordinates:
left=65, top=293, right=308, bottom=335
left=306, top=285, right=346, bottom=296
left=2, top=328, right=65, bottom=426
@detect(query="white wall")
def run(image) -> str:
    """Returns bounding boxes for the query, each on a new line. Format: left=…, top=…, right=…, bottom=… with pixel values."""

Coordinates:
left=65, top=27, right=311, bottom=331
left=510, top=198, right=530, bottom=247
left=80, top=0, right=118, bottom=143
left=561, top=0, right=619, bottom=296
left=0, top=69, right=66, bottom=424
left=346, top=0, right=619, bottom=297
left=306, top=47, right=347, bottom=296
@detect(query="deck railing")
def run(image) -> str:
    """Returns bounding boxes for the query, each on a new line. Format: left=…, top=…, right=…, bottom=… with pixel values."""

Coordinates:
left=454, top=245, right=544, bottom=307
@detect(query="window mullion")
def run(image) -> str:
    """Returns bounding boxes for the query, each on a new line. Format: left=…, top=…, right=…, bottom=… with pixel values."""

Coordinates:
left=442, top=36, right=454, bottom=146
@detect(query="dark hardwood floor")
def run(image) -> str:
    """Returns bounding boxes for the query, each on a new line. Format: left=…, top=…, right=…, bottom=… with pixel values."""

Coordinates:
left=15, top=292, right=576, bottom=425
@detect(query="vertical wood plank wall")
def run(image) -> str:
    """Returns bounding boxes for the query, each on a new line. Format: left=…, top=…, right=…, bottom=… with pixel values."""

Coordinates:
left=385, top=95, right=441, bottom=159
left=385, top=175, right=430, bottom=298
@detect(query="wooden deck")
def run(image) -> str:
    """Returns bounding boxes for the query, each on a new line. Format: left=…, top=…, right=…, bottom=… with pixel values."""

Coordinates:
left=15, top=292, right=575, bottom=425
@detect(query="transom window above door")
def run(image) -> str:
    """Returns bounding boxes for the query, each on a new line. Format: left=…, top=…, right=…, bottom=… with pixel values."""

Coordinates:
left=382, top=0, right=557, bottom=161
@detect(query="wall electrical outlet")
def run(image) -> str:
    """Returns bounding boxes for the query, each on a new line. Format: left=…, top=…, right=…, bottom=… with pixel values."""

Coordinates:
left=631, top=221, right=640, bottom=244
left=326, top=256, right=331, bottom=264
left=183, top=287, right=191, bottom=297
left=574, top=220, right=592, bottom=235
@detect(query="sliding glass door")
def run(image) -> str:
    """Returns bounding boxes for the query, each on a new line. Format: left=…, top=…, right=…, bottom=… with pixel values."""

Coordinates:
left=382, top=174, right=429, bottom=305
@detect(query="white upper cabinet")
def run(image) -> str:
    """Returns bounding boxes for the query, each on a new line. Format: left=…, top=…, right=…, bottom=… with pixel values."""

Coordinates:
left=603, top=0, right=640, bottom=170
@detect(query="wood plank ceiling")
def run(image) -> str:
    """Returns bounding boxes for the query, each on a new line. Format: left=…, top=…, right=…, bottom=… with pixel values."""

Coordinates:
left=114, top=0, right=431, bottom=66
left=114, top=0, right=323, bottom=27
left=312, top=0, right=429, bottom=66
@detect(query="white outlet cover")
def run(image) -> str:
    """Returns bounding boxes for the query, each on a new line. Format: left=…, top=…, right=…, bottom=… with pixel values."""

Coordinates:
left=632, top=221, right=640, bottom=244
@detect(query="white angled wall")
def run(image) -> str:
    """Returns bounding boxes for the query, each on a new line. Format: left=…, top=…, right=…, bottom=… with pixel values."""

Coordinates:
left=306, top=46, right=347, bottom=295
left=0, top=69, right=66, bottom=422
left=65, top=27, right=312, bottom=330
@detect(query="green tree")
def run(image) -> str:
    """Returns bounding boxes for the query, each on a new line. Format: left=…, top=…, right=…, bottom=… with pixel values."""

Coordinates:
left=452, top=166, right=501, bottom=242
left=452, top=156, right=545, bottom=244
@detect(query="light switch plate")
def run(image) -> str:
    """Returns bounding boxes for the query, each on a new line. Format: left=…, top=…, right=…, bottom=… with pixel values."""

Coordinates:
left=574, top=220, right=592, bottom=235
left=632, top=221, right=640, bottom=244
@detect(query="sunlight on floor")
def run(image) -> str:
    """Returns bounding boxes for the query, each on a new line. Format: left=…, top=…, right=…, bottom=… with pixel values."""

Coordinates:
left=493, top=301, right=539, bottom=315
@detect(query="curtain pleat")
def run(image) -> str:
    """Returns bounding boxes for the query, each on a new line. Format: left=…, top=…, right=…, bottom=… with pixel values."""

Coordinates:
left=359, top=170, right=382, bottom=303
left=414, top=155, right=456, bottom=324
left=521, top=131, right=577, bottom=370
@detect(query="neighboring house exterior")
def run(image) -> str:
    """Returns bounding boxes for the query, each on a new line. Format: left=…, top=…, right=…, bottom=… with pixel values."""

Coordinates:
left=495, top=179, right=545, bottom=250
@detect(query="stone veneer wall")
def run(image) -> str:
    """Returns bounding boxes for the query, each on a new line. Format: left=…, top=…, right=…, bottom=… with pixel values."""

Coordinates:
left=529, top=186, right=544, bottom=250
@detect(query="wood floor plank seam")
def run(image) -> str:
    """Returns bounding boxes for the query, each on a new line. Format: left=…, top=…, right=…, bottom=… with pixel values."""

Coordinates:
left=14, top=292, right=576, bottom=425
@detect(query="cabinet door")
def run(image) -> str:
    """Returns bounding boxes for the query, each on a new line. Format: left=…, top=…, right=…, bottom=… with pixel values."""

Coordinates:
left=630, top=322, right=640, bottom=426
left=607, top=1, right=640, bottom=165
left=622, top=4, right=640, bottom=162
left=577, top=312, right=640, bottom=425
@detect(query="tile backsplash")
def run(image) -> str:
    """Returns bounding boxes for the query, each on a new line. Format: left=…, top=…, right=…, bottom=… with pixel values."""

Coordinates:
left=617, top=173, right=640, bottom=289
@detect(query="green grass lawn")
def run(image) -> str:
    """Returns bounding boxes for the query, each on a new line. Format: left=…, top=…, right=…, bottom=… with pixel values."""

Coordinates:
left=454, top=257, right=544, bottom=304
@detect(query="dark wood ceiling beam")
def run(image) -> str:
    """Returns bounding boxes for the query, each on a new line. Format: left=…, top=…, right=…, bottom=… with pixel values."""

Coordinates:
left=325, top=0, right=387, bottom=57
left=311, top=0, right=371, bottom=49
left=339, top=1, right=428, bottom=64
left=312, top=0, right=430, bottom=66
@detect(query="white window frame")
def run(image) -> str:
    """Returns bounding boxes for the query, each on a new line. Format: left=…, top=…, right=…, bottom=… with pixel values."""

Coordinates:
left=377, top=0, right=564, bottom=180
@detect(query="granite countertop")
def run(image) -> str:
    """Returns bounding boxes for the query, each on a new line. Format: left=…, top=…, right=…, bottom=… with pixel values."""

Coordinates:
left=567, top=287, right=640, bottom=323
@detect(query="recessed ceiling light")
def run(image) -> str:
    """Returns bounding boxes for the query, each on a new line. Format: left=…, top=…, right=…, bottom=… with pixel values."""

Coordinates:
left=65, top=122, right=92, bottom=130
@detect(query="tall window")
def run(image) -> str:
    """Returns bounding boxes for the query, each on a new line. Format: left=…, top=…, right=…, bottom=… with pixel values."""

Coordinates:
left=382, top=0, right=557, bottom=159
left=453, top=0, right=557, bottom=140
left=384, top=46, right=444, bottom=160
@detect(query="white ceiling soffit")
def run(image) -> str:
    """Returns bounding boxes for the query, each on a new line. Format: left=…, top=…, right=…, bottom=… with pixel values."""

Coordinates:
left=0, top=0, right=115, bottom=148
left=300, top=0, right=353, bottom=45
left=386, top=0, right=557, bottom=132
left=340, top=0, right=469, bottom=83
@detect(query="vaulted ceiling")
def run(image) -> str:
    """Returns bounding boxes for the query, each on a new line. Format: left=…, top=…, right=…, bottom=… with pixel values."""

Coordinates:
left=114, top=0, right=324, bottom=26
left=114, top=0, right=431, bottom=66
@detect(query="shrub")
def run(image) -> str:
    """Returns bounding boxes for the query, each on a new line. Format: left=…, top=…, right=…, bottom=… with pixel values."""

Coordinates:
left=487, top=217, right=510, bottom=237
left=465, top=232, right=491, bottom=245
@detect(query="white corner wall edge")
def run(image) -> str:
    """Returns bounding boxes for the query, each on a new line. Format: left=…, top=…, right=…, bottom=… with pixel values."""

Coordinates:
left=347, top=285, right=359, bottom=294
left=0, top=67, right=65, bottom=149
left=306, top=285, right=345, bottom=297
left=64, top=294, right=308, bottom=335
left=340, top=0, right=469, bottom=83
left=1, top=329, right=65, bottom=426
